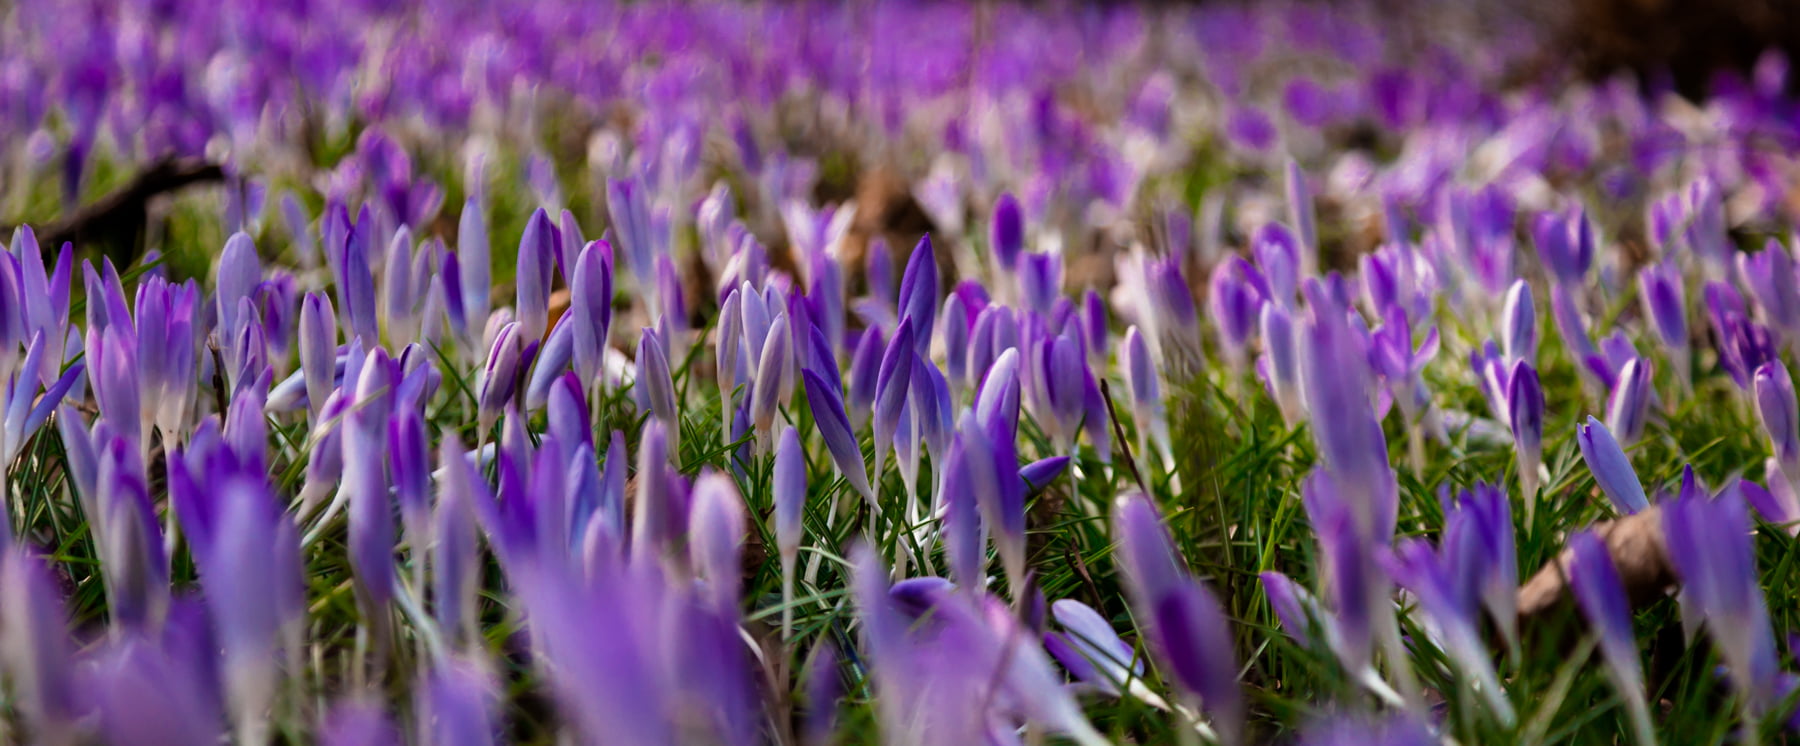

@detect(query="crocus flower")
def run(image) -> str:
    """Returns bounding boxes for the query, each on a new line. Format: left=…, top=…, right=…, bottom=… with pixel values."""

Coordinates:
left=845, top=325, right=883, bottom=429
left=1566, top=531, right=1654, bottom=744
left=1019, top=252, right=1063, bottom=316
left=688, top=471, right=747, bottom=614
left=1638, top=258, right=1687, bottom=374
left=475, top=322, right=522, bottom=433
left=0, top=552, right=78, bottom=741
left=1384, top=530, right=1517, bottom=726
left=872, top=320, right=915, bottom=487
left=898, top=242, right=939, bottom=352
left=849, top=545, right=1107, bottom=745
left=298, top=292, right=337, bottom=423
left=1534, top=208, right=1592, bottom=285
left=1604, top=357, right=1652, bottom=446
left=1113, top=493, right=1243, bottom=742
left=1662, top=484, right=1785, bottom=716
left=1738, top=239, right=1800, bottom=344
left=1500, top=279, right=1536, bottom=366
left=802, top=369, right=873, bottom=505
left=1755, top=361, right=1800, bottom=484
left=802, top=639, right=842, bottom=746
left=749, top=318, right=789, bottom=449
left=774, top=424, right=806, bottom=633
left=417, top=658, right=499, bottom=746
left=1508, top=360, right=1545, bottom=510
left=1576, top=416, right=1649, bottom=514
left=571, top=240, right=615, bottom=398
left=638, top=327, right=679, bottom=452
left=1208, top=257, right=1264, bottom=365
left=991, top=192, right=1025, bottom=272
left=1287, top=158, right=1317, bottom=270
left=458, top=198, right=490, bottom=336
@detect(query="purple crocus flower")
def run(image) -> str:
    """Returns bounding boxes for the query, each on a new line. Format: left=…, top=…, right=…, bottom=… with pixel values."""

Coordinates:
left=774, top=424, right=806, bottom=563
left=845, top=325, right=883, bottom=429
left=1500, top=279, right=1536, bottom=366
left=749, top=317, right=789, bottom=449
left=1018, top=252, right=1063, bottom=316
left=1509, top=360, right=1545, bottom=508
left=897, top=237, right=938, bottom=353
left=457, top=198, right=491, bottom=335
left=1533, top=207, right=1593, bottom=285
left=417, top=658, right=499, bottom=746
left=571, top=241, right=615, bottom=398
left=802, top=369, right=874, bottom=505
left=475, top=322, right=522, bottom=433
left=0, top=552, right=77, bottom=740
left=1566, top=531, right=1655, bottom=744
left=1299, top=291, right=1394, bottom=535
left=1208, top=257, right=1265, bottom=364
left=1113, top=493, right=1242, bottom=741
left=802, top=639, right=842, bottom=746
left=1576, top=416, right=1649, bottom=514
left=1756, top=362, right=1800, bottom=489
left=1604, top=357, right=1653, bottom=446
left=1663, top=484, right=1786, bottom=715
left=638, top=327, right=679, bottom=451
left=514, top=210, right=554, bottom=346
left=1638, top=258, right=1687, bottom=376
left=1738, top=239, right=1800, bottom=343
left=991, top=193, right=1025, bottom=272
left=1287, top=158, right=1317, bottom=268
left=341, top=209, right=381, bottom=347
left=1254, top=223, right=1301, bottom=309
left=688, top=471, right=746, bottom=614
left=1379, top=537, right=1513, bottom=723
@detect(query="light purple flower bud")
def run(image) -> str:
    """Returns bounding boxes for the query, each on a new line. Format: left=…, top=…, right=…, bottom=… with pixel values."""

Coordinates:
left=774, top=425, right=806, bottom=559
left=1080, top=289, right=1108, bottom=364
left=1254, top=223, right=1301, bottom=308
left=991, top=193, right=1025, bottom=271
left=846, top=325, right=882, bottom=428
left=476, top=322, right=522, bottom=432
left=557, top=209, right=585, bottom=286
left=1209, top=258, right=1264, bottom=357
left=217, top=232, right=262, bottom=351
left=638, top=326, right=678, bottom=432
left=571, top=241, right=614, bottom=395
left=689, top=471, right=746, bottom=613
left=975, top=347, right=1022, bottom=442
left=1576, top=416, right=1648, bottom=514
left=1567, top=531, right=1647, bottom=711
left=873, top=320, right=915, bottom=467
left=341, top=209, right=380, bottom=346
left=458, top=199, right=491, bottom=332
left=418, top=658, right=499, bottom=746
left=1149, top=579, right=1243, bottom=740
left=941, top=298, right=970, bottom=396
left=1638, top=259, right=1687, bottom=353
left=1112, top=492, right=1185, bottom=608
left=866, top=237, right=895, bottom=310
left=1500, top=279, right=1536, bottom=365
left=1662, top=484, right=1784, bottom=714
left=1604, top=357, right=1652, bottom=446
left=1508, top=360, right=1544, bottom=460
left=516, top=208, right=555, bottom=342
left=0, top=552, right=76, bottom=737
left=1739, top=239, right=1800, bottom=339
left=1756, top=362, right=1800, bottom=470
left=1286, top=159, right=1317, bottom=261
left=897, top=237, right=938, bottom=354
left=802, top=369, right=873, bottom=505
left=1299, top=298, right=1387, bottom=488
left=1018, top=252, right=1062, bottom=316
left=1534, top=208, right=1592, bottom=284
left=750, top=318, right=790, bottom=443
